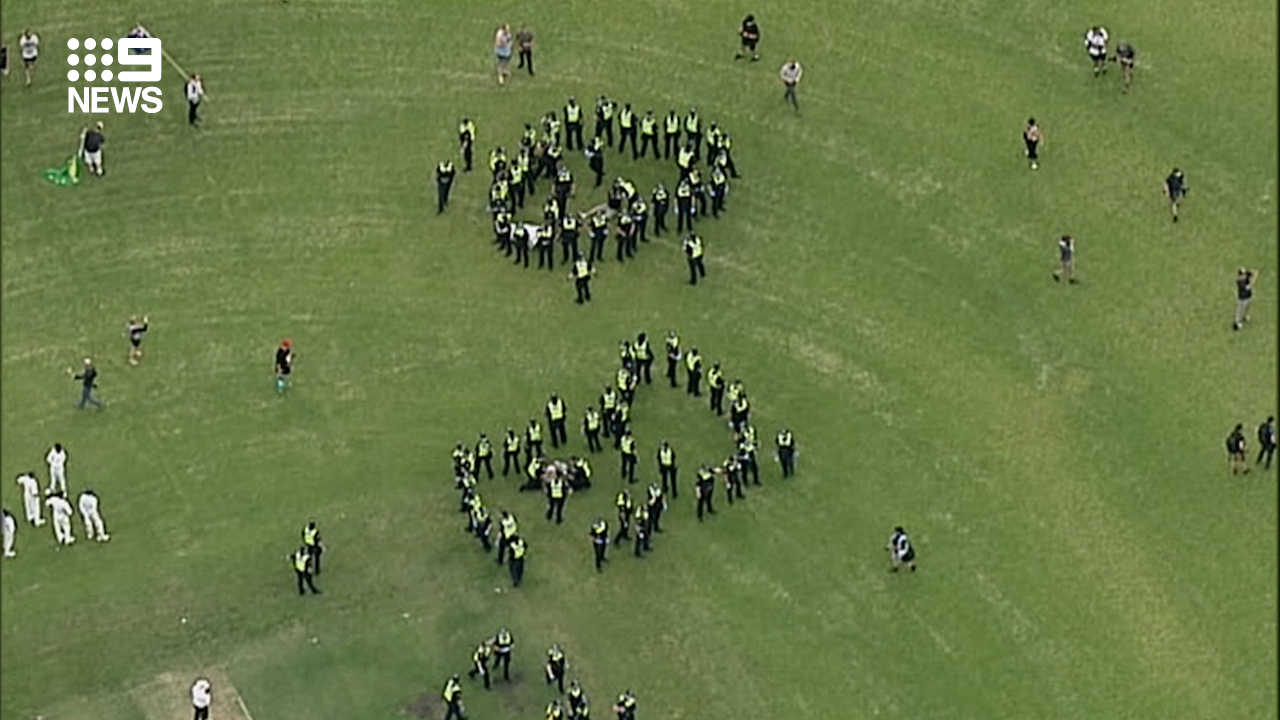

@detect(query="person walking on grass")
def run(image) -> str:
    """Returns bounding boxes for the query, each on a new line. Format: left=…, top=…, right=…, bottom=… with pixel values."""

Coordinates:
left=1233, top=268, right=1257, bottom=331
left=275, top=338, right=294, bottom=393
left=1052, top=235, right=1077, bottom=284
left=494, top=24, right=513, bottom=85
left=126, top=315, right=149, bottom=365
left=1256, top=416, right=1276, bottom=470
left=70, top=358, right=105, bottom=408
left=1226, top=424, right=1249, bottom=475
left=1164, top=168, right=1187, bottom=222
left=780, top=57, right=803, bottom=111
left=1023, top=118, right=1042, bottom=170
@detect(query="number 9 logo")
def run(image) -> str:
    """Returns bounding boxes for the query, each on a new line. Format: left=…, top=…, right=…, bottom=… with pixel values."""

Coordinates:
left=116, top=38, right=162, bottom=82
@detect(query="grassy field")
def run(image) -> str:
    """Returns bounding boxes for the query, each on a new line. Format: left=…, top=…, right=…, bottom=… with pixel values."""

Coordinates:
left=1, top=1, right=1276, bottom=719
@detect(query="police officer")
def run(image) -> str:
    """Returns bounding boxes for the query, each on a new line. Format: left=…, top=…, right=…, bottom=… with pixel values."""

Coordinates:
left=723, top=454, right=745, bottom=503
left=496, top=510, right=518, bottom=564
left=595, top=95, right=616, bottom=147
left=632, top=332, right=654, bottom=384
left=616, top=211, right=635, bottom=262
left=707, top=362, right=725, bottom=415
left=436, top=159, right=456, bottom=213
left=554, top=165, right=575, bottom=216
left=739, top=425, right=761, bottom=485
left=646, top=482, right=666, bottom=533
left=683, top=233, right=706, bottom=286
left=513, top=223, right=531, bottom=268
left=590, top=517, right=609, bottom=571
left=495, top=211, right=513, bottom=255
left=633, top=504, right=651, bottom=556
left=302, top=520, right=324, bottom=575
left=730, top=391, right=751, bottom=433
left=663, top=109, right=682, bottom=159
left=613, top=401, right=631, bottom=445
left=710, top=164, right=728, bottom=216
left=569, top=456, right=593, bottom=489
left=619, top=431, right=638, bottom=483
left=600, top=384, right=619, bottom=439
left=508, top=536, right=527, bottom=586
left=613, top=690, right=637, bottom=720
left=290, top=544, right=320, bottom=595
left=684, top=108, right=703, bottom=161
left=561, top=213, right=581, bottom=264
left=776, top=428, right=796, bottom=478
left=571, top=254, right=594, bottom=304
left=468, top=640, right=494, bottom=689
left=652, top=183, right=670, bottom=236
left=632, top=196, right=650, bottom=244
left=527, top=418, right=545, bottom=461
left=615, top=489, right=634, bottom=542
left=546, top=643, right=568, bottom=693
left=695, top=465, right=716, bottom=521
left=719, top=133, right=740, bottom=178
left=664, top=330, right=681, bottom=387
left=493, top=628, right=515, bottom=679
left=568, top=681, right=586, bottom=716
left=535, top=221, right=556, bottom=271
left=509, top=157, right=526, bottom=209
left=547, top=700, right=565, bottom=720
left=588, top=210, right=609, bottom=262
left=459, top=117, right=476, bottom=172
left=564, top=96, right=584, bottom=150
left=587, top=135, right=606, bottom=187
left=688, top=167, right=709, bottom=219
left=546, top=471, right=569, bottom=524
left=523, top=455, right=545, bottom=492
left=457, top=472, right=478, bottom=513
left=676, top=178, right=695, bottom=232
left=583, top=406, right=603, bottom=451
left=618, top=103, right=638, bottom=159
left=442, top=675, right=465, bottom=720
left=545, top=393, right=568, bottom=448
left=656, top=441, right=678, bottom=497
left=639, top=110, right=659, bottom=158
left=471, top=500, right=493, bottom=552
left=502, top=428, right=522, bottom=476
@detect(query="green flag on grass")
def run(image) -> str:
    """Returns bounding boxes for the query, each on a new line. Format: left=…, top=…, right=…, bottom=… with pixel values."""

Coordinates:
left=44, top=155, right=82, bottom=187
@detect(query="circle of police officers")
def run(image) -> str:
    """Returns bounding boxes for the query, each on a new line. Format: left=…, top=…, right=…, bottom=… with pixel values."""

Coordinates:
left=436, top=96, right=742, bottom=303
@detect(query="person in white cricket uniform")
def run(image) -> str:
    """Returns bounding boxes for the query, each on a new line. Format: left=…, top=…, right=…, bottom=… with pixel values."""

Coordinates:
left=19, top=29, right=39, bottom=86
left=77, top=489, right=110, bottom=542
left=185, top=73, right=205, bottom=126
left=3, top=508, right=16, bottom=558
left=191, top=678, right=212, bottom=720
left=46, top=442, right=68, bottom=496
left=46, top=492, right=75, bottom=545
left=1083, top=26, right=1109, bottom=75
left=16, top=472, right=45, bottom=526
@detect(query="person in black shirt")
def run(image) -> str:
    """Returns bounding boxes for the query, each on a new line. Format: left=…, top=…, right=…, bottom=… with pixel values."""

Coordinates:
left=458, top=117, right=475, bottom=173
left=1233, top=268, right=1257, bottom=331
left=1022, top=118, right=1042, bottom=171
left=736, top=15, right=761, bottom=61
left=70, top=358, right=105, bottom=408
left=1114, top=42, right=1136, bottom=92
left=1226, top=424, right=1249, bottom=475
left=125, top=315, right=149, bottom=366
left=1163, top=168, right=1187, bottom=222
left=80, top=122, right=106, bottom=177
left=274, top=338, right=294, bottom=393
left=590, top=518, right=609, bottom=571
left=595, top=95, right=615, bottom=147
left=651, top=184, right=669, bottom=236
left=1257, top=417, right=1277, bottom=470
left=587, top=136, right=606, bottom=187
left=436, top=160, right=456, bottom=213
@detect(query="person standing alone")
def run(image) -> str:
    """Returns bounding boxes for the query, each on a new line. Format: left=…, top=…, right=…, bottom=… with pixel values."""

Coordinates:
left=71, top=359, right=105, bottom=408
left=275, top=339, right=294, bottom=393
left=191, top=678, right=212, bottom=720
left=517, top=24, right=535, bottom=76
left=1233, top=268, right=1257, bottom=331
left=736, top=15, right=761, bottom=61
left=185, top=73, right=205, bottom=126
left=779, top=57, right=803, bottom=111
left=126, top=316, right=150, bottom=365
left=1022, top=118, right=1042, bottom=170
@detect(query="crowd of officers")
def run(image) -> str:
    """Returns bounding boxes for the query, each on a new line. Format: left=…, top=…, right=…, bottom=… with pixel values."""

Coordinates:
left=436, top=96, right=744, bottom=301
left=443, top=632, right=640, bottom=720
left=450, top=329, right=798, bottom=587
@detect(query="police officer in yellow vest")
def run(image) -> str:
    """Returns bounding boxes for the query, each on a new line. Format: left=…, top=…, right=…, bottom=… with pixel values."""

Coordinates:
left=652, top=183, right=670, bottom=236
left=526, top=418, right=544, bottom=462
left=563, top=95, right=584, bottom=150
left=707, top=362, right=726, bottom=415
left=684, top=345, right=703, bottom=395
left=663, top=109, right=682, bottom=159
left=684, top=108, right=702, bottom=161
left=442, top=674, right=465, bottom=720
left=638, top=110, right=659, bottom=159
left=545, top=471, right=569, bottom=524
left=619, top=431, right=638, bottom=483
left=302, top=520, right=324, bottom=575
left=545, top=393, right=568, bottom=448
left=676, top=177, right=695, bottom=232
left=683, top=233, right=706, bottom=286
left=497, top=510, right=518, bottom=564
left=599, top=384, right=618, bottom=439
left=436, top=160, right=456, bottom=214
left=502, top=427, right=522, bottom=476
left=290, top=545, right=320, bottom=595
left=475, top=433, right=494, bottom=479
left=571, top=254, right=593, bottom=304
left=583, top=405, right=603, bottom=451
left=656, top=441, right=678, bottom=497
left=634, top=331, right=654, bottom=384
left=594, top=95, right=615, bottom=147
left=776, top=428, right=797, bottom=478
left=618, top=103, right=637, bottom=158
left=677, top=142, right=695, bottom=180
left=508, top=536, right=527, bottom=587
left=665, top=330, right=681, bottom=387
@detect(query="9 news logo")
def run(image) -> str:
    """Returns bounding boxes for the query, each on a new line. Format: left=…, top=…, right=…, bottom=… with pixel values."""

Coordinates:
left=66, top=37, right=164, bottom=114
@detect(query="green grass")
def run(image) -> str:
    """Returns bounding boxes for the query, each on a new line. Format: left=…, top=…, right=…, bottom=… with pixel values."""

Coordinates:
left=2, top=1, right=1276, bottom=719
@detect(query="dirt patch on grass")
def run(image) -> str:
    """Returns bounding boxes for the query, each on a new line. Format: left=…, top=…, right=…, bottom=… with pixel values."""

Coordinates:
left=405, top=693, right=441, bottom=719
left=131, top=667, right=254, bottom=720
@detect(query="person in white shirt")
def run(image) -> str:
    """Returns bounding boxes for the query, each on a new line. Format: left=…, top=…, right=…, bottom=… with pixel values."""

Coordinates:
left=77, top=489, right=110, bottom=542
left=15, top=472, right=44, bottom=526
left=3, top=508, right=16, bottom=558
left=46, top=443, right=68, bottom=496
left=46, top=492, right=75, bottom=545
left=185, top=73, right=205, bottom=126
left=779, top=58, right=803, bottom=111
left=1083, top=26, right=1109, bottom=76
left=191, top=678, right=212, bottom=720
left=19, top=29, right=39, bottom=86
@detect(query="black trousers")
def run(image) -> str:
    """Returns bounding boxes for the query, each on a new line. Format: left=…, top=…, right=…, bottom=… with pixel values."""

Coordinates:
left=194, top=706, right=209, bottom=720
left=666, top=357, right=679, bottom=387
left=508, top=558, right=524, bottom=587
left=477, top=455, right=493, bottom=479
left=710, top=386, right=724, bottom=414
left=296, top=570, right=320, bottom=595
left=437, top=181, right=452, bottom=213
left=615, top=515, right=631, bottom=542
left=664, top=133, right=680, bottom=159
left=659, top=465, right=678, bottom=497
left=639, top=134, right=659, bottom=158
left=512, top=181, right=525, bottom=209
left=518, top=48, right=534, bottom=74
left=550, top=419, right=567, bottom=447
left=188, top=100, right=200, bottom=125
left=595, top=119, right=614, bottom=146
left=496, top=535, right=511, bottom=564
left=601, top=409, right=615, bottom=437
left=780, top=449, right=795, bottom=477
left=711, top=188, right=725, bottom=216
left=515, top=238, right=530, bottom=267
left=468, top=662, right=491, bottom=688
left=648, top=503, right=664, bottom=532
left=687, top=370, right=702, bottom=395
left=744, top=456, right=760, bottom=485
left=654, top=206, right=668, bottom=234
left=546, top=496, right=566, bottom=523
left=566, top=123, right=584, bottom=150
left=619, top=128, right=638, bottom=157
left=590, top=157, right=604, bottom=186
left=688, top=257, right=705, bottom=285
left=462, top=143, right=473, bottom=172
left=589, top=232, right=606, bottom=262
left=585, top=428, right=601, bottom=451
left=696, top=490, right=714, bottom=520
left=476, top=522, right=493, bottom=551
left=1258, top=443, right=1276, bottom=469
left=307, top=544, right=324, bottom=574
left=677, top=203, right=694, bottom=232
left=575, top=278, right=591, bottom=304
left=538, top=242, right=554, bottom=269
left=444, top=698, right=465, bottom=720
left=621, top=453, right=637, bottom=482
left=503, top=450, right=520, bottom=475
left=634, top=529, right=650, bottom=556
left=637, top=358, right=652, bottom=384
left=688, top=133, right=703, bottom=160
left=593, top=541, right=607, bottom=571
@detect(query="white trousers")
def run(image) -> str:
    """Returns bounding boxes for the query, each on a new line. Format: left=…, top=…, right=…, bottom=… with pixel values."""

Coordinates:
left=3, top=524, right=14, bottom=556
left=48, top=466, right=67, bottom=495
left=80, top=509, right=107, bottom=540
left=52, top=514, right=74, bottom=544
left=23, top=493, right=43, bottom=525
